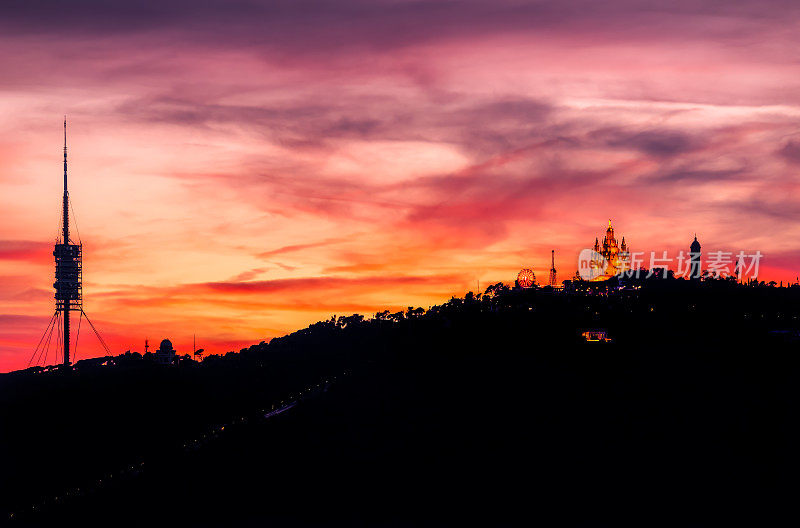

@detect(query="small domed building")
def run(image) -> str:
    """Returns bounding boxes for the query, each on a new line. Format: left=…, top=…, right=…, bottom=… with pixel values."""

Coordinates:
left=155, top=339, right=176, bottom=365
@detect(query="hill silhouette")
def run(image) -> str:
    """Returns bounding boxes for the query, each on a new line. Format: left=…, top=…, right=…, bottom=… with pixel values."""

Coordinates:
left=3, top=277, right=800, bottom=526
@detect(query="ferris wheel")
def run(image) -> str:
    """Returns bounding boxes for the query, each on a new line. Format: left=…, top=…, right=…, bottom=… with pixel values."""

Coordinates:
left=516, top=268, right=536, bottom=288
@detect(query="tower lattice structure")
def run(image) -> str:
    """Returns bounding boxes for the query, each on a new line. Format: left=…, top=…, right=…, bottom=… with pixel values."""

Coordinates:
left=549, top=250, right=557, bottom=287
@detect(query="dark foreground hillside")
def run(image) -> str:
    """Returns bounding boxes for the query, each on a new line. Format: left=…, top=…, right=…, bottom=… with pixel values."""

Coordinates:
left=4, top=280, right=800, bottom=526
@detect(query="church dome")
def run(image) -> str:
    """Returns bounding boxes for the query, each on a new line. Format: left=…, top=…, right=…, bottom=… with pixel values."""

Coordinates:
left=690, top=236, right=701, bottom=251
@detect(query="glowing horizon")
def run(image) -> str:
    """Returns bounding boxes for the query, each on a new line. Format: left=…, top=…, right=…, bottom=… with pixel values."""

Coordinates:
left=3, top=1, right=800, bottom=372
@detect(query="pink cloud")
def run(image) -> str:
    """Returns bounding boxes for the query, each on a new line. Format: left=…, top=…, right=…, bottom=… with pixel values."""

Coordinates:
left=0, top=240, right=52, bottom=262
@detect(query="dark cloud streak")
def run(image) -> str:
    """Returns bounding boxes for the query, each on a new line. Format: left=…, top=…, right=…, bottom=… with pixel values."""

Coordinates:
left=3, top=0, right=800, bottom=55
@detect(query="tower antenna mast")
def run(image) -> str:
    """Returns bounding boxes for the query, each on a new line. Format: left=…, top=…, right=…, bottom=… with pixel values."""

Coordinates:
left=549, top=249, right=558, bottom=287
left=63, top=117, right=68, bottom=244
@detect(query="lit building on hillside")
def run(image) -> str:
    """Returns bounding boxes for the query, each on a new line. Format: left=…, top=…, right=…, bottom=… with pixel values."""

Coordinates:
left=589, top=220, right=630, bottom=281
left=582, top=329, right=613, bottom=342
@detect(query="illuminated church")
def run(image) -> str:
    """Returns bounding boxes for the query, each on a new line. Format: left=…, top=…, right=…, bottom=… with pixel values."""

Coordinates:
left=591, top=220, right=630, bottom=280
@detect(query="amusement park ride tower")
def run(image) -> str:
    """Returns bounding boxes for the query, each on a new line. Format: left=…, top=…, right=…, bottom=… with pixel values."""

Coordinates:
left=549, top=250, right=557, bottom=287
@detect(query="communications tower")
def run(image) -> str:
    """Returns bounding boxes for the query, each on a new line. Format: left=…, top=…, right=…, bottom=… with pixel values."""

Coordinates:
left=54, top=117, right=82, bottom=365
left=30, top=119, right=110, bottom=368
left=549, top=250, right=557, bottom=287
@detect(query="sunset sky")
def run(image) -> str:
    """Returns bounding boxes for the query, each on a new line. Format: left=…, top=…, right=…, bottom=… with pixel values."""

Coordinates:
left=2, top=0, right=800, bottom=371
